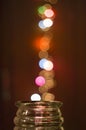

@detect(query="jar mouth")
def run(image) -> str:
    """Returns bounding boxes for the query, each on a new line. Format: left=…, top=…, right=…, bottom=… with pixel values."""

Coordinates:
left=15, top=100, right=63, bottom=108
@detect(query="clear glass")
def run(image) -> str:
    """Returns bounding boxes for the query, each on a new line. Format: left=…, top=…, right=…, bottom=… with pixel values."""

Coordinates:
left=13, top=101, right=64, bottom=130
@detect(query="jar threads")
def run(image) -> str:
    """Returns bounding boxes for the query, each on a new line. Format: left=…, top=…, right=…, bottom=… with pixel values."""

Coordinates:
left=14, top=101, right=64, bottom=130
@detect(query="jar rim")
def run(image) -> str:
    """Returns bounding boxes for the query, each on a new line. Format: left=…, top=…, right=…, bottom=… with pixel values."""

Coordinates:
left=15, top=100, right=63, bottom=108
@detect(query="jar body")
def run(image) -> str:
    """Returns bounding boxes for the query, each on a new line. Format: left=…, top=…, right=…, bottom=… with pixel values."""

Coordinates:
left=13, top=101, right=64, bottom=130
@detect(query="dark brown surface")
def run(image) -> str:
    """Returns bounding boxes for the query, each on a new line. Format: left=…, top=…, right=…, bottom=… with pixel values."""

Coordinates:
left=1, top=0, right=86, bottom=130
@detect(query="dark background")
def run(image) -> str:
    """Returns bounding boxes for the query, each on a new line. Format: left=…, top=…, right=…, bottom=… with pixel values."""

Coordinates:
left=1, top=0, right=86, bottom=130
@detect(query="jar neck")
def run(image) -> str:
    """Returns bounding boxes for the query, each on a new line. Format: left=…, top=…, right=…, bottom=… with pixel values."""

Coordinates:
left=14, top=101, right=64, bottom=130
left=15, top=101, right=63, bottom=108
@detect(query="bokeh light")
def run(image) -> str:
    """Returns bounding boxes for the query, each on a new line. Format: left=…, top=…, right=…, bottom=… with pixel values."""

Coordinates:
left=44, top=9, right=54, bottom=18
left=38, top=5, right=47, bottom=15
left=39, top=70, right=55, bottom=79
left=43, top=18, right=53, bottom=28
left=34, top=0, right=58, bottom=102
left=42, top=92, right=55, bottom=101
left=44, top=3, right=52, bottom=9
left=39, top=36, right=51, bottom=51
left=44, top=0, right=58, bottom=4
left=38, top=51, right=48, bottom=58
left=39, top=58, right=47, bottom=69
left=38, top=19, right=53, bottom=30
left=37, top=4, right=52, bottom=17
left=38, top=20, right=46, bottom=29
left=40, top=41, right=50, bottom=51
left=35, top=76, right=45, bottom=86
left=31, top=93, right=41, bottom=101
left=39, top=85, right=48, bottom=93
left=43, top=60, right=54, bottom=71
left=45, top=79, right=55, bottom=89
left=34, top=36, right=49, bottom=51
left=39, top=58, right=53, bottom=71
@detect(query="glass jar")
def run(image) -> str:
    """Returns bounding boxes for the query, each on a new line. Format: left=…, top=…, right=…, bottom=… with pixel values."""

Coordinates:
left=13, top=101, right=64, bottom=130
